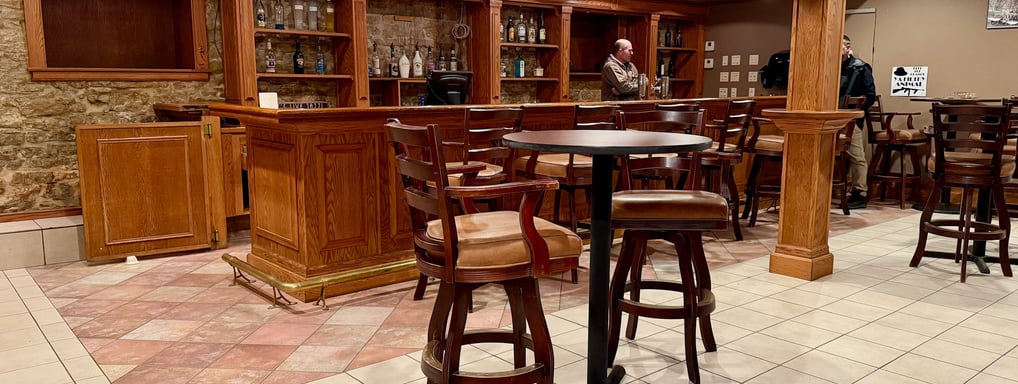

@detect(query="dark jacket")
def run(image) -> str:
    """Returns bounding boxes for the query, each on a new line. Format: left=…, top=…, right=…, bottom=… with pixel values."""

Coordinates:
left=839, top=56, right=876, bottom=111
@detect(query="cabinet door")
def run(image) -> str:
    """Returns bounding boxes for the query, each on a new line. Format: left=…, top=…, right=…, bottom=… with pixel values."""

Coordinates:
left=76, top=117, right=226, bottom=262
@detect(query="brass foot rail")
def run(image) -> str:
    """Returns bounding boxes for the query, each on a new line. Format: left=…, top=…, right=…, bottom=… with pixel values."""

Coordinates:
left=222, top=254, right=417, bottom=311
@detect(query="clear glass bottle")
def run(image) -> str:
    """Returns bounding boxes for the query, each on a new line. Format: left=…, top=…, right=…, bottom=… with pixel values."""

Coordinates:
left=412, top=45, right=423, bottom=77
left=372, top=42, right=381, bottom=78
left=499, top=19, right=504, bottom=43
left=316, top=40, right=325, bottom=74
left=449, top=46, right=457, bottom=71
left=437, top=47, right=447, bottom=71
left=273, top=0, right=285, bottom=29
left=307, top=0, right=319, bottom=31
left=292, top=0, right=306, bottom=30
left=506, top=16, right=516, bottom=43
left=516, top=11, right=526, bottom=43
left=293, top=39, right=305, bottom=74
left=265, top=39, right=277, bottom=73
left=538, top=13, right=546, bottom=44
left=256, top=0, right=267, bottom=28
left=527, top=16, right=536, bottom=44
left=323, top=0, right=335, bottom=32
left=533, top=53, right=543, bottom=77
left=426, top=46, right=435, bottom=73
left=389, top=43, right=398, bottom=77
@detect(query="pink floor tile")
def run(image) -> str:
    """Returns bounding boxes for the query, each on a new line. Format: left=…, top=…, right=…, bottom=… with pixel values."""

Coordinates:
left=210, top=344, right=298, bottom=370
left=181, top=321, right=262, bottom=344
left=145, top=342, right=234, bottom=367
left=166, top=273, right=231, bottom=288
left=260, top=370, right=336, bottom=384
left=56, top=299, right=127, bottom=317
left=72, top=316, right=150, bottom=339
left=90, top=339, right=175, bottom=365
left=156, top=302, right=230, bottom=321
left=188, top=368, right=270, bottom=384
left=346, top=346, right=421, bottom=371
left=276, top=345, right=362, bottom=372
left=240, top=322, right=320, bottom=345
left=112, top=365, right=201, bottom=384
left=302, top=324, right=378, bottom=347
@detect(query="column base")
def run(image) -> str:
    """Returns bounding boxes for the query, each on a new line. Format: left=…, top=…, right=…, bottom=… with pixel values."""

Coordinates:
left=769, top=251, right=834, bottom=281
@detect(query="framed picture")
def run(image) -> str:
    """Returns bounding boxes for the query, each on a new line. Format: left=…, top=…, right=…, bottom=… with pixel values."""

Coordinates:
left=987, top=0, right=1018, bottom=29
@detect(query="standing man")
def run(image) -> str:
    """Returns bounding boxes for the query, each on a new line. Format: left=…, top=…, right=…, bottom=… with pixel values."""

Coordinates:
left=601, top=39, right=640, bottom=101
left=839, top=35, right=876, bottom=209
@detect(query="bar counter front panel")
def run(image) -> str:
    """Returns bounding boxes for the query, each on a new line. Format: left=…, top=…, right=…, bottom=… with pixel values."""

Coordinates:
left=209, top=96, right=786, bottom=301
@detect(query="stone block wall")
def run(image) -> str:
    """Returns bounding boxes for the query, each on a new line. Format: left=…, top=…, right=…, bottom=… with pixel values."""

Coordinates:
left=0, top=0, right=225, bottom=212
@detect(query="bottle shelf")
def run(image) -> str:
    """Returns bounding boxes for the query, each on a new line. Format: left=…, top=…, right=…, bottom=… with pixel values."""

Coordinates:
left=254, top=28, right=352, bottom=39
left=257, top=73, right=354, bottom=80
left=656, top=47, right=697, bottom=53
left=568, top=72, right=602, bottom=80
left=369, top=78, right=427, bottom=83
left=500, top=77, right=559, bottom=82
left=500, top=42, right=559, bottom=50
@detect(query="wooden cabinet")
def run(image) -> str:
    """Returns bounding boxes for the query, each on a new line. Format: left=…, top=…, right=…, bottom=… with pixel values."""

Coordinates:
left=76, top=117, right=227, bottom=262
left=651, top=15, right=706, bottom=99
left=23, top=0, right=209, bottom=81
left=222, top=0, right=368, bottom=107
left=495, top=2, right=567, bottom=103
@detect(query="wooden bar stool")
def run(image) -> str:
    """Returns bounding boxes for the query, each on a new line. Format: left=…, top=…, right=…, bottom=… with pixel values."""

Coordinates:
left=608, top=152, right=730, bottom=384
left=909, top=103, right=1014, bottom=282
left=742, top=117, right=784, bottom=226
left=864, top=95, right=928, bottom=209
left=386, top=118, right=582, bottom=384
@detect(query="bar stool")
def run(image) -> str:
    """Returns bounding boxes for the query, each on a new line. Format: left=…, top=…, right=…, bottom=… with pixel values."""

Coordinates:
left=909, top=103, right=1013, bottom=282
left=608, top=152, right=731, bottom=384
left=833, top=96, right=867, bottom=215
left=386, top=118, right=581, bottom=383
left=742, top=117, right=784, bottom=226
left=864, top=95, right=928, bottom=209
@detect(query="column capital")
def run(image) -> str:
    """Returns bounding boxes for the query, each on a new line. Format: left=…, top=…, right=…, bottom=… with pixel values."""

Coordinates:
left=762, top=109, right=863, bottom=135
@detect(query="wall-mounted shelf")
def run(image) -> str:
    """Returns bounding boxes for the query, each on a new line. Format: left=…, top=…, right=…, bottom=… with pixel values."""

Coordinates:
left=254, top=28, right=352, bottom=39
left=257, top=73, right=354, bottom=80
left=500, top=77, right=559, bottom=82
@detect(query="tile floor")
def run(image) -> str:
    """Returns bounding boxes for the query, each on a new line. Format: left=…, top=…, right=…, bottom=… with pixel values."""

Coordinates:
left=4, top=204, right=1018, bottom=383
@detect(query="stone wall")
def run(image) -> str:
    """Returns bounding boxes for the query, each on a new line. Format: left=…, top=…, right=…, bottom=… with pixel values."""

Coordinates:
left=0, top=0, right=225, bottom=213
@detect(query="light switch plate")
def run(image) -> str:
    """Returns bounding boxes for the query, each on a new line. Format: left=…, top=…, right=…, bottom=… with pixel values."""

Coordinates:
left=747, top=72, right=758, bottom=82
left=730, top=87, right=738, bottom=97
left=719, top=72, right=729, bottom=82
left=722, top=56, right=729, bottom=66
left=748, top=54, right=759, bottom=66
left=730, top=71, right=740, bottom=82
left=705, top=41, right=715, bottom=51
left=718, top=87, right=728, bottom=97
left=704, top=58, right=714, bottom=69
left=748, top=88, right=756, bottom=97
left=731, top=55, right=741, bottom=66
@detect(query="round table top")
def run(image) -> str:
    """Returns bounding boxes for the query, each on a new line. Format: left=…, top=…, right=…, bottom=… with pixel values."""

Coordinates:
left=504, top=130, right=712, bottom=155
left=909, top=97, right=1003, bottom=104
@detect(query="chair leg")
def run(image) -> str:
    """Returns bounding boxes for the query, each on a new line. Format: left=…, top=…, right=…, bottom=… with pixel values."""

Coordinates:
left=607, top=231, right=642, bottom=366
left=517, top=278, right=554, bottom=384
left=441, top=283, right=473, bottom=379
left=504, top=284, right=528, bottom=368
left=910, top=181, right=942, bottom=268
left=992, top=186, right=1013, bottom=277
left=675, top=233, right=702, bottom=384
left=742, top=158, right=761, bottom=220
left=413, top=273, right=429, bottom=300
left=625, top=238, right=650, bottom=340
left=567, top=187, right=579, bottom=234
left=908, top=146, right=925, bottom=208
left=685, top=231, right=717, bottom=352
left=552, top=189, right=563, bottom=227
left=958, top=186, right=975, bottom=283
left=724, top=168, right=743, bottom=241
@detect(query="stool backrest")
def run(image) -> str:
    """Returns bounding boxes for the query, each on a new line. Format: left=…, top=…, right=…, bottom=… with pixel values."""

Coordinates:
left=930, top=103, right=1013, bottom=180
left=655, top=102, right=700, bottom=112
left=460, top=107, right=523, bottom=176
left=574, top=104, right=620, bottom=130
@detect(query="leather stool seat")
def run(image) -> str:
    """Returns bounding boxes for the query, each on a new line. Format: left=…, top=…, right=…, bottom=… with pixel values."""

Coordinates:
left=612, top=190, right=729, bottom=222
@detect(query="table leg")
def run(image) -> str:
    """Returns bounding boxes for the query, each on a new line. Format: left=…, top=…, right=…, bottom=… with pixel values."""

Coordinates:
left=588, top=155, right=625, bottom=384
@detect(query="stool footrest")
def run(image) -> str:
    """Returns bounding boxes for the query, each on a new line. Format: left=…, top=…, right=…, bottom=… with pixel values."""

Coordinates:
left=618, top=282, right=715, bottom=319
left=924, top=220, right=1008, bottom=241
left=423, top=340, right=546, bottom=383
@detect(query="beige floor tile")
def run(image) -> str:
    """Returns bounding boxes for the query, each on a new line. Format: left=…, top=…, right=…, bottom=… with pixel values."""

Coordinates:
left=604, top=343, right=679, bottom=379
left=0, top=361, right=71, bottom=384
left=42, top=226, right=85, bottom=265
left=791, top=309, right=868, bottom=334
left=981, top=302, right=1018, bottom=320
left=874, top=312, right=953, bottom=337
left=960, top=313, right=1018, bottom=332
left=726, top=278, right=791, bottom=297
left=843, top=289, right=916, bottom=311
left=0, top=326, right=47, bottom=352
left=759, top=320, right=840, bottom=348
left=937, top=325, right=1018, bottom=355
left=744, top=366, right=834, bottom=383
left=63, top=355, right=105, bottom=381
left=854, top=369, right=929, bottom=384
left=866, top=280, right=936, bottom=301
left=769, top=288, right=840, bottom=309
left=849, top=323, right=930, bottom=351
left=346, top=355, right=424, bottom=384
left=0, top=231, right=44, bottom=270
left=741, top=297, right=812, bottom=320
left=968, top=372, right=1018, bottom=384
left=712, top=307, right=783, bottom=332
left=640, top=361, right=740, bottom=383
left=819, top=299, right=893, bottom=322
left=782, top=350, right=876, bottom=384
left=899, top=300, right=976, bottom=325
left=922, top=290, right=994, bottom=312
left=817, top=335, right=905, bottom=367
left=698, top=347, right=776, bottom=382
left=724, top=333, right=809, bottom=364
left=884, top=353, right=977, bottom=384
left=984, top=355, right=1018, bottom=380
left=912, top=338, right=999, bottom=371
left=306, top=372, right=362, bottom=384
left=40, top=321, right=76, bottom=341
left=0, top=343, right=60, bottom=373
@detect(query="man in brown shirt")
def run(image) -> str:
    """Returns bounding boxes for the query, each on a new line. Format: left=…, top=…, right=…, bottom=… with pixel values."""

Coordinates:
left=601, top=39, right=640, bottom=101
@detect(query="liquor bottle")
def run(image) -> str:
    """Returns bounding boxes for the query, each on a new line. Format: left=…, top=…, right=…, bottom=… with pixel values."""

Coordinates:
left=256, top=0, right=267, bottom=28
left=367, top=41, right=374, bottom=77
left=533, top=52, right=543, bottom=77
left=412, top=45, right=423, bottom=77
left=668, top=56, right=676, bottom=77
left=437, top=47, right=447, bottom=71
left=293, top=39, right=305, bottom=73
left=426, top=46, right=435, bottom=73
left=499, top=19, right=504, bottom=43
left=449, top=46, right=457, bottom=71
left=674, top=28, right=682, bottom=48
left=389, top=43, right=398, bottom=77
left=506, top=16, right=516, bottom=43
left=372, top=42, right=381, bottom=78
left=664, top=25, right=672, bottom=47
left=657, top=55, right=665, bottom=77
left=538, top=13, right=546, bottom=44
left=527, top=16, right=536, bottom=44
left=323, top=0, right=335, bottom=32
left=500, top=59, right=507, bottom=77
left=265, top=39, right=277, bottom=73
left=293, top=0, right=306, bottom=30
left=316, top=40, right=325, bottom=74
left=274, top=0, right=285, bottom=29
left=398, top=47, right=410, bottom=78
left=514, top=49, right=525, bottom=78
left=516, top=11, right=526, bottom=43
left=307, top=0, right=319, bottom=31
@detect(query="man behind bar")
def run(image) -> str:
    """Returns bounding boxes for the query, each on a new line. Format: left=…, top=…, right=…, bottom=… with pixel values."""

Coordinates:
left=601, top=39, right=640, bottom=101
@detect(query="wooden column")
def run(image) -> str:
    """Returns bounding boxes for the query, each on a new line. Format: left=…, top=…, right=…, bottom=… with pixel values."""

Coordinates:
left=763, top=0, right=862, bottom=280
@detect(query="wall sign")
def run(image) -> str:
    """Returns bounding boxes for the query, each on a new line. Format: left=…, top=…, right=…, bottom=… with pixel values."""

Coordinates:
left=890, top=66, right=927, bottom=97
left=987, top=0, right=1018, bottom=29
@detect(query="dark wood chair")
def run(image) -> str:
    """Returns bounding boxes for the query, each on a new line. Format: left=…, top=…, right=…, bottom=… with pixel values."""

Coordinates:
left=616, top=109, right=703, bottom=191
left=608, top=150, right=730, bottom=384
left=864, top=95, right=928, bottom=208
left=696, top=99, right=755, bottom=240
left=741, top=116, right=784, bottom=226
left=909, top=103, right=1014, bottom=282
left=833, top=95, right=868, bottom=215
left=386, top=118, right=582, bottom=383
left=656, top=102, right=700, bottom=112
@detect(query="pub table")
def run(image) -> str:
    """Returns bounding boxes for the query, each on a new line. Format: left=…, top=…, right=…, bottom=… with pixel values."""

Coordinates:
left=504, top=129, right=712, bottom=384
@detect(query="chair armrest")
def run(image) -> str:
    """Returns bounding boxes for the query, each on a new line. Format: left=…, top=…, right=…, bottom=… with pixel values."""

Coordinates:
left=442, top=140, right=465, bottom=147
left=445, top=179, right=560, bottom=199
left=446, top=163, right=487, bottom=175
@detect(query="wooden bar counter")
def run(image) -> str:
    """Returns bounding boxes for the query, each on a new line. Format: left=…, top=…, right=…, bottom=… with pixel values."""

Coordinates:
left=209, top=96, right=785, bottom=301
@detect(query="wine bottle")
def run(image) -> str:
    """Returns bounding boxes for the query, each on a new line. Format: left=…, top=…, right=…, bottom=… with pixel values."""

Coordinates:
left=658, top=55, right=665, bottom=77
left=316, top=40, right=325, bottom=74
left=293, top=0, right=306, bottom=30
left=389, top=43, right=398, bottom=77
left=307, top=0, right=319, bottom=31
left=256, top=0, right=267, bottom=28
left=668, top=56, right=676, bottom=77
left=449, top=46, right=457, bottom=71
left=664, top=25, right=672, bottom=47
left=426, top=46, right=435, bottom=73
left=527, top=16, right=536, bottom=44
left=274, top=0, right=285, bottom=29
left=506, top=16, right=516, bottom=43
left=538, top=13, right=546, bottom=44
left=437, top=47, right=447, bottom=71
left=674, top=28, right=682, bottom=48
left=412, top=45, right=423, bottom=77
left=293, top=39, right=305, bottom=74
left=323, top=0, right=334, bottom=32
left=372, top=42, right=381, bottom=78
left=516, top=11, right=526, bottom=43
left=398, top=47, right=410, bottom=78
left=265, top=39, right=276, bottom=73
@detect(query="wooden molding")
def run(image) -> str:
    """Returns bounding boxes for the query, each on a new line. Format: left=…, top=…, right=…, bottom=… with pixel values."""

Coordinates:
left=0, top=208, right=82, bottom=223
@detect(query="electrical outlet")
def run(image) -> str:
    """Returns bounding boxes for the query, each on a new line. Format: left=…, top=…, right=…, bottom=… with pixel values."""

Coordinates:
left=704, top=58, right=714, bottom=69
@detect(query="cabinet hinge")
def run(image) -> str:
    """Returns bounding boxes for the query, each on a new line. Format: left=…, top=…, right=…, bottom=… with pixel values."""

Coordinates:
left=212, top=228, right=220, bottom=244
left=203, top=123, right=213, bottom=138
